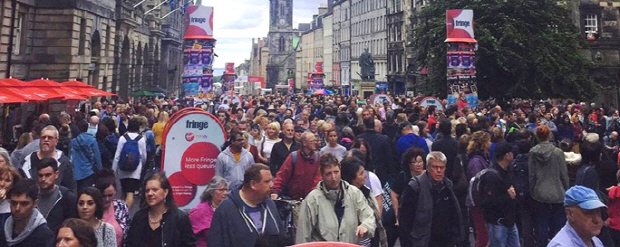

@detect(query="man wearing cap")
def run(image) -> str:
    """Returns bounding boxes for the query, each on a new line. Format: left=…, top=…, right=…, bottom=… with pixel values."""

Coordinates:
left=480, top=142, right=520, bottom=247
left=548, top=185, right=606, bottom=247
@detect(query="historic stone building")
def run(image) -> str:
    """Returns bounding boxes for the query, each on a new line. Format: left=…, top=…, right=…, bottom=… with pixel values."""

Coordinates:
left=266, top=0, right=297, bottom=89
left=350, top=0, right=388, bottom=87
left=0, top=0, right=117, bottom=90
left=0, top=0, right=185, bottom=99
left=387, top=0, right=406, bottom=94
left=113, top=0, right=185, bottom=99
left=332, top=0, right=352, bottom=92
left=571, top=0, right=620, bottom=106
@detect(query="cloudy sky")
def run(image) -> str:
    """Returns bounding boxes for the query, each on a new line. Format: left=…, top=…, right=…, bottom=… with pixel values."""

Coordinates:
left=202, top=0, right=323, bottom=69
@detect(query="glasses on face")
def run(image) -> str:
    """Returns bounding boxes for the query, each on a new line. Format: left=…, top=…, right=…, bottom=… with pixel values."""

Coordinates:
left=234, top=139, right=244, bottom=142
left=41, top=136, right=57, bottom=141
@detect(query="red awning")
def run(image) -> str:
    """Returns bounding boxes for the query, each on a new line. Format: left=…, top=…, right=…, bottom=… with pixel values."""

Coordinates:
left=0, top=78, right=27, bottom=87
left=3, top=87, right=61, bottom=101
left=60, top=81, right=93, bottom=88
left=27, top=79, right=62, bottom=87
left=77, top=87, right=116, bottom=97
left=0, top=92, right=27, bottom=103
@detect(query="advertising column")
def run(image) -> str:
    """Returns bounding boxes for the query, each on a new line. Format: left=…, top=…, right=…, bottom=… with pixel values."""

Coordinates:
left=183, top=5, right=216, bottom=100
left=445, top=9, right=479, bottom=109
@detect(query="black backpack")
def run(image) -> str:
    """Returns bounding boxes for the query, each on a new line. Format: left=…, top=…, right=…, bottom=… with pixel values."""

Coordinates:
left=511, top=154, right=530, bottom=200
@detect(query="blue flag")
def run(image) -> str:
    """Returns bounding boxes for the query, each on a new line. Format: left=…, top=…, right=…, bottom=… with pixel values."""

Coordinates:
left=169, top=0, right=176, bottom=10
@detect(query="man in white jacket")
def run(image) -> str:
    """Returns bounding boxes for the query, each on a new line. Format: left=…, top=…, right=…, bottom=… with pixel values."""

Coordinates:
left=216, top=132, right=255, bottom=190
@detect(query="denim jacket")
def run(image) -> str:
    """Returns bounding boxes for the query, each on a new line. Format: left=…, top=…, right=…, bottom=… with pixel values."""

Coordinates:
left=70, top=132, right=102, bottom=180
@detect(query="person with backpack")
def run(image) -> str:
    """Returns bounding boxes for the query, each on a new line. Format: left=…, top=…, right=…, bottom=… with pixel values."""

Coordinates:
left=528, top=125, right=569, bottom=247
left=70, top=120, right=102, bottom=192
left=398, top=151, right=463, bottom=247
left=271, top=132, right=322, bottom=201
left=512, top=139, right=536, bottom=247
left=466, top=130, right=492, bottom=247
left=112, top=116, right=146, bottom=210
left=479, top=142, right=520, bottom=247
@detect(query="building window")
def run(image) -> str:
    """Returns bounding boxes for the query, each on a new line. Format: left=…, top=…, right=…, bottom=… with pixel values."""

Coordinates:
left=584, top=14, right=598, bottom=40
left=13, top=12, right=25, bottom=55
left=279, top=36, right=285, bottom=52
left=78, top=18, right=87, bottom=55
left=105, top=25, right=111, bottom=57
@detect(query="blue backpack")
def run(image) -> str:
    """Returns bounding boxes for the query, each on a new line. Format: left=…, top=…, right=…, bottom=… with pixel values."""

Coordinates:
left=119, top=133, right=142, bottom=172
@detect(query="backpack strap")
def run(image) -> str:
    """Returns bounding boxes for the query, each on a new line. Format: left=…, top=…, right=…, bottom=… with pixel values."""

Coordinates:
left=285, top=151, right=298, bottom=192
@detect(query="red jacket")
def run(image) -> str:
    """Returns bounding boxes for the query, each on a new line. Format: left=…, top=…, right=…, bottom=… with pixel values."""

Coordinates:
left=272, top=151, right=322, bottom=200
left=608, top=186, right=620, bottom=231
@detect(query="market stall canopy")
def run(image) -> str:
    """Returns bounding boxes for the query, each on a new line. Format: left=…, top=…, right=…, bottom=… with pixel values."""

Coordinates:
left=0, top=78, right=57, bottom=101
left=26, top=79, right=87, bottom=100
left=0, top=92, right=28, bottom=103
left=60, top=81, right=116, bottom=97
left=132, top=90, right=157, bottom=97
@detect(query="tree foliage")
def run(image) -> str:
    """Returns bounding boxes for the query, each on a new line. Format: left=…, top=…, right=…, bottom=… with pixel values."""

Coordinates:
left=412, top=0, right=598, bottom=100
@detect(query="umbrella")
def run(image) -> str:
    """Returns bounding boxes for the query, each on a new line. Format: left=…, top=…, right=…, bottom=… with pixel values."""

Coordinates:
left=132, top=90, right=157, bottom=97
left=60, top=81, right=116, bottom=97
left=312, top=89, right=333, bottom=95
left=0, top=92, right=27, bottom=103
left=0, top=78, right=27, bottom=87
left=61, top=81, right=94, bottom=88
left=27, top=79, right=87, bottom=100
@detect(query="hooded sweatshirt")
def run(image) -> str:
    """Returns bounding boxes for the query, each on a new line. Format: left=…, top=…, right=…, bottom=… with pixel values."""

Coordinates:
left=215, top=147, right=255, bottom=190
left=528, top=141, right=569, bottom=204
left=607, top=186, right=620, bottom=231
left=207, top=189, right=285, bottom=247
left=2, top=209, right=54, bottom=247
left=20, top=150, right=77, bottom=193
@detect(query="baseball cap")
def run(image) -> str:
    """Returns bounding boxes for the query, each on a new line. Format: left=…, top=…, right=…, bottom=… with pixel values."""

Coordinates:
left=494, top=142, right=513, bottom=160
left=294, top=126, right=305, bottom=133
left=564, top=185, right=607, bottom=210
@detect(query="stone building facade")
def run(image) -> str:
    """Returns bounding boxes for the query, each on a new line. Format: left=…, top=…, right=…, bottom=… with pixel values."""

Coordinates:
left=0, top=0, right=185, bottom=99
left=386, top=0, right=406, bottom=94
left=266, top=0, right=297, bottom=89
left=571, top=0, right=620, bottom=106
left=350, top=0, right=387, bottom=86
left=333, top=0, right=351, bottom=92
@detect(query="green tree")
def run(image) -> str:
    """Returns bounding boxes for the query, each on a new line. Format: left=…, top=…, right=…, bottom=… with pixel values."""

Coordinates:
left=412, top=0, right=598, bottom=100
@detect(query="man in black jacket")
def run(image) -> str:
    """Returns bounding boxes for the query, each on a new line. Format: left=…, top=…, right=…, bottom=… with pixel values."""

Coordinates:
left=35, top=158, right=77, bottom=234
left=399, top=151, right=463, bottom=247
left=1, top=179, right=54, bottom=247
left=481, top=142, right=520, bottom=247
left=269, top=123, right=300, bottom=176
left=358, top=118, right=394, bottom=183
left=209, top=164, right=286, bottom=247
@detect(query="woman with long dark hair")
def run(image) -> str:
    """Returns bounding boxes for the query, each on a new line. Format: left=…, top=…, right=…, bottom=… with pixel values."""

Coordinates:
left=94, top=170, right=130, bottom=247
left=124, top=172, right=196, bottom=247
left=76, top=187, right=116, bottom=247
left=57, top=218, right=98, bottom=247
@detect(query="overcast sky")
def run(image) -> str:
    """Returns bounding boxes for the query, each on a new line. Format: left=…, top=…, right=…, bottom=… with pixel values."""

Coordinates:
left=202, top=0, right=323, bottom=69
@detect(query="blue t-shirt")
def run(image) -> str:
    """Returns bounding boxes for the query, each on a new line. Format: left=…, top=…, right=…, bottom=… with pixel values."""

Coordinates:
left=243, top=202, right=263, bottom=233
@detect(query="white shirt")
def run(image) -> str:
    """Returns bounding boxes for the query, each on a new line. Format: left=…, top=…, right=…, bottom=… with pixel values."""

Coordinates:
left=112, top=132, right=147, bottom=180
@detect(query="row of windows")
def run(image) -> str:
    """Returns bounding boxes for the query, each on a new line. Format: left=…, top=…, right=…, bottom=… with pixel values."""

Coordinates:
left=352, top=16, right=385, bottom=36
left=388, top=53, right=404, bottom=73
left=352, top=0, right=386, bottom=17
left=352, top=39, right=386, bottom=58
left=388, top=24, right=402, bottom=42
left=387, top=0, right=402, bottom=14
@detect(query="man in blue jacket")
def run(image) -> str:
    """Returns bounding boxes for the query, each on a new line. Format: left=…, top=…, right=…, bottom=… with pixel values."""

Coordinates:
left=208, top=164, right=285, bottom=247
left=70, top=120, right=102, bottom=192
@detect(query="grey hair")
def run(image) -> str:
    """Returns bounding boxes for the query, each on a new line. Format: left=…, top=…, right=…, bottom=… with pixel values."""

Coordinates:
left=0, top=148, right=11, bottom=166
left=426, top=151, right=447, bottom=165
left=41, top=125, right=59, bottom=139
left=200, top=176, right=229, bottom=203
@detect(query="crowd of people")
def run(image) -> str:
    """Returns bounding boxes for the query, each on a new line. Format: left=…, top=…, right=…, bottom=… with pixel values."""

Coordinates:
left=0, top=94, right=618, bottom=247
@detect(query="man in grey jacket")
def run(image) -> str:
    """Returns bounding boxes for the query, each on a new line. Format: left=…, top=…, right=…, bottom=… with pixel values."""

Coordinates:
left=529, top=125, right=569, bottom=247
left=296, top=153, right=376, bottom=244
left=216, top=132, right=255, bottom=190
